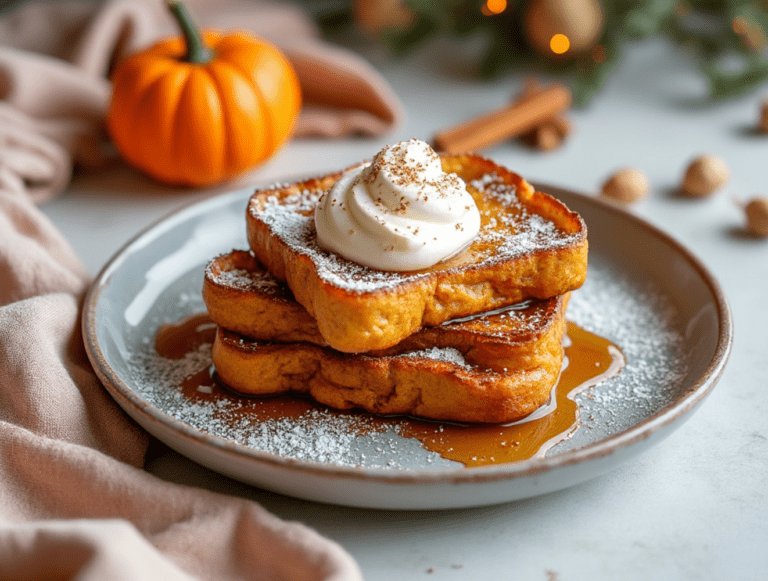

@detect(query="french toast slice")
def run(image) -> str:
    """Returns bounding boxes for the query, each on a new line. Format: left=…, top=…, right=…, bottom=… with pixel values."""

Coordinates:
left=204, top=249, right=568, bottom=372
left=211, top=293, right=569, bottom=424
left=246, top=154, right=587, bottom=353
left=203, top=250, right=325, bottom=345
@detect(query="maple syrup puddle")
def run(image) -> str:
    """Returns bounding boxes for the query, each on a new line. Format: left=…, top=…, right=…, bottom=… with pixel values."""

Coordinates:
left=156, top=314, right=625, bottom=467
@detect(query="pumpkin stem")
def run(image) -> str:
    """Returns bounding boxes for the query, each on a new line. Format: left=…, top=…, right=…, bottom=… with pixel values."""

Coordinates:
left=166, top=1, right=213, bottom=64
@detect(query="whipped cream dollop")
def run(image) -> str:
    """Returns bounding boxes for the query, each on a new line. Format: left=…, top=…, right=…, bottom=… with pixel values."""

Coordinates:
left=314, top=139, right=481, bottom=271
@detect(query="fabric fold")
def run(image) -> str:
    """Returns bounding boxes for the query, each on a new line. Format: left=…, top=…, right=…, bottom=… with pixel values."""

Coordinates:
left=0, top=137, right=363, bottom=581
left=0, top=46, right=111, bottom=202
left=0, top=426, right=361, bottom=580
left=0, top=1, right=380, bottom=578
left=0, top=0, right=404, bottom=203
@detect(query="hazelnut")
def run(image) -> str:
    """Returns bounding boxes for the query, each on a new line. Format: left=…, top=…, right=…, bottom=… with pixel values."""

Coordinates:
left=601, top=168, right=649, bottom=204
left=682, top=155, right=729, bottom=197
left=745, top=197, right=768, bottom=237
left=529, top=124, right=563, bottom=151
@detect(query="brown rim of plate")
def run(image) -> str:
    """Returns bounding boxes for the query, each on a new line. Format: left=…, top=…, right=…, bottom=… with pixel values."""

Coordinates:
left=82, top=183, right=733, bottom=485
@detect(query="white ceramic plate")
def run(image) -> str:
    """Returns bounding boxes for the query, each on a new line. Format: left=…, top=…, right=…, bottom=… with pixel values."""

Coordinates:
left=83, top=184, right=732, bottom=509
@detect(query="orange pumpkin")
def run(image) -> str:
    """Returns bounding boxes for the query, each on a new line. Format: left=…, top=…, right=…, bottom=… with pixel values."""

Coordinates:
left=107, top=1, right=301, bottom=187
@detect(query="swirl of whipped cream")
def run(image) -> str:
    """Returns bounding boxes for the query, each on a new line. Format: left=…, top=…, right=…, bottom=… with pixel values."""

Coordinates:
left=314, top=139, right=481, bottom=271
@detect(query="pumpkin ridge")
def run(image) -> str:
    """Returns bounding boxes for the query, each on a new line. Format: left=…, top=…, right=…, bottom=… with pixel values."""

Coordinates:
left=148, top=67, right=191, bottom=184
left=208, top=33, right=254, bottom=57
left=219, top=57, right=276, bottom=155
left=107, top=12, right=300, bottom=187
left=207, top=60, right=269, bottom=175
left=197, top=66, right=228, bottom=180
left=169, top=69, right=196, bottom=183
left=171, top=67, right=225, bottom=184
left=205, top=62, right=238, bottom=177
left=119, top=63, right=181, bottom=170
left=109, top=58, right=171, bottom=141
left=129, top=75, right=173, bottom=175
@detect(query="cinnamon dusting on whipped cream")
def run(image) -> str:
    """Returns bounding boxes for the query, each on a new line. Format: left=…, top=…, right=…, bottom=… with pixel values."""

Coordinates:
left=314, top=139, right=481, bottom=271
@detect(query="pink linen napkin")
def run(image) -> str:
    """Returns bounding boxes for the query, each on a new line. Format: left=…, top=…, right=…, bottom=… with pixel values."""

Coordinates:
left=0, top=0, right=404, bottom=203
left=0, top=184, right=363, bottom=580
left=0, top=0, right=395, bottom=578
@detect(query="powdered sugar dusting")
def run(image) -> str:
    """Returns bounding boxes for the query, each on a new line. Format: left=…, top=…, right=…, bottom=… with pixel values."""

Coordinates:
left=128, top=342, right=422, bottom=467
left=211, top=268, right=280, bottom=294
left=256, top=201, right=410, bottom=291
left=123, top=223, right=690, bottom=469
left=558, top=264, right=691, bottom=452
left=250, top=172, right=583, bottom=292
left=470, top=173, right=580, bottom=259
left=243, top=413, right=360, bottom=462
left=400, top=346, right=471, bottom=367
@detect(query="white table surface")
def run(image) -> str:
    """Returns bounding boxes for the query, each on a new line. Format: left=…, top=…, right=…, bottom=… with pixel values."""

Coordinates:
left=42, top=37, right=767, bottom=580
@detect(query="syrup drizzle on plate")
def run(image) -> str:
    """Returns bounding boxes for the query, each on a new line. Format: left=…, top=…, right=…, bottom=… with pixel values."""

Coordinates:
left=155, top=314, right=624, bottom=467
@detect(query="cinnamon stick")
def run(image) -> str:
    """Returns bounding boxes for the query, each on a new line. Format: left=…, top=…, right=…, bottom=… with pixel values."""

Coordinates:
left=433, top=83, right=572, bottom=154
left=517, top=79, right=572, bottom=151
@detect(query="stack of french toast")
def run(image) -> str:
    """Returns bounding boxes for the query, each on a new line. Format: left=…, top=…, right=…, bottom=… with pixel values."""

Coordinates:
left=203, top=140, right=587, bottom=423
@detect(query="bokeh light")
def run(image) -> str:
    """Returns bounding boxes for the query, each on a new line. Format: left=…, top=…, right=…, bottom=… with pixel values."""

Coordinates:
left=550, top=34, right=570, bottom=55
left=482, top=0, right=507, bottom=16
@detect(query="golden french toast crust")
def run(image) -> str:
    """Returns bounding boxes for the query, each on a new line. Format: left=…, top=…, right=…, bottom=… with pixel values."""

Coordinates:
left=205, top=250, right=569, bottom=372
left=212, top=321, right=565, bottom=424
left=246, top=153, right=587, bottom=353
left=206, top=151, right=585, bottom=424
left=203, top=251, right=328, bottom=345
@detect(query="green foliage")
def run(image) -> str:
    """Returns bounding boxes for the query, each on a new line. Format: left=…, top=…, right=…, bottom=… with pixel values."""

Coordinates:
left=318, top=0, right=768, bottom=104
